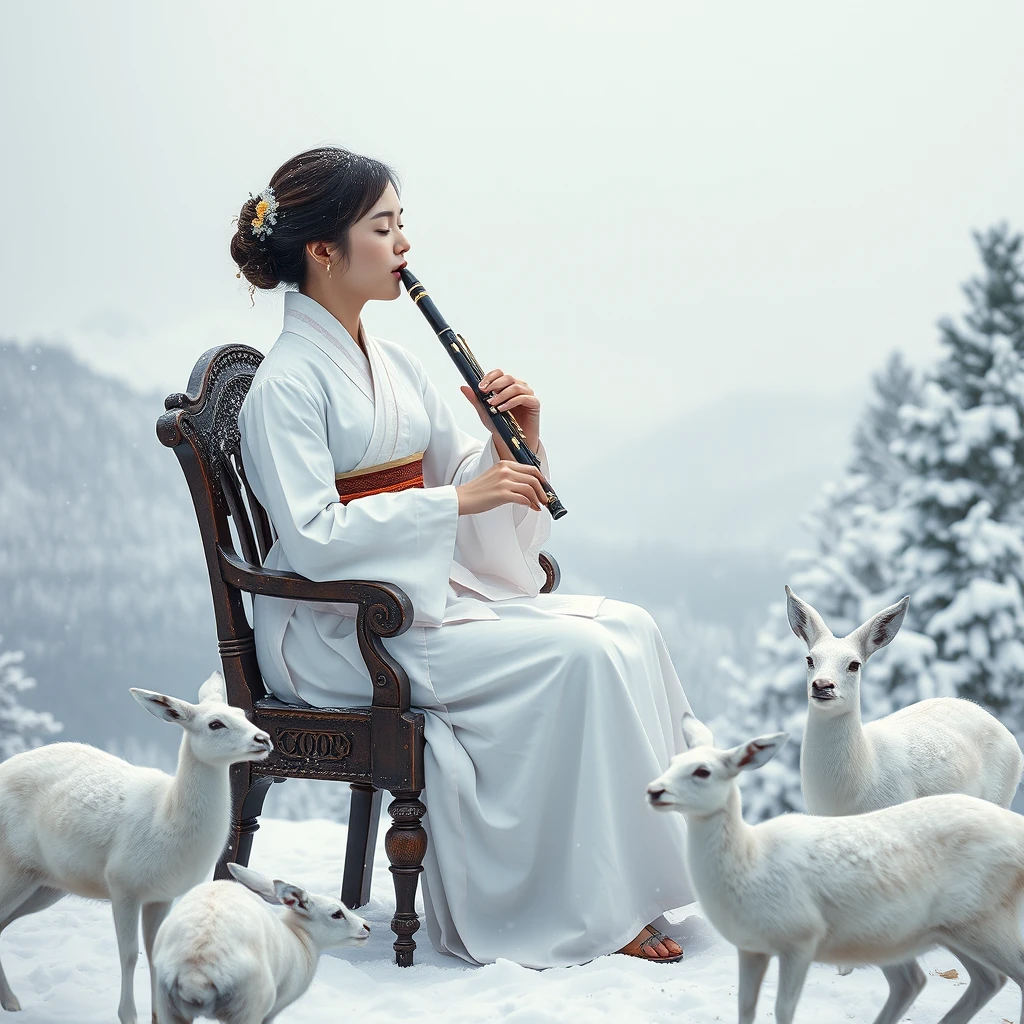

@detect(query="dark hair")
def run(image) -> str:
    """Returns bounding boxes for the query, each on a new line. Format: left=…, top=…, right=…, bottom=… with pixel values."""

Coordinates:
left=230, top=146, right=400, bottom=292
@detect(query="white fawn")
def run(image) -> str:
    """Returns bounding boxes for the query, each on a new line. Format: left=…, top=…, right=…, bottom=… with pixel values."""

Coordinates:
left=648, top=713, right=1024, bottom=1024
left=0, top=672, right=271, bottom=1024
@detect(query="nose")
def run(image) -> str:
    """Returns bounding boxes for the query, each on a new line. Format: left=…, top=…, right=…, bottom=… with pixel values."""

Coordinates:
left=362, top=922, right=371, bottom=934
left=811, top=679, right=834, bottom=694
left=253, top=732, right=272, bottom=748
left=647, top=787, right=665, bottom=801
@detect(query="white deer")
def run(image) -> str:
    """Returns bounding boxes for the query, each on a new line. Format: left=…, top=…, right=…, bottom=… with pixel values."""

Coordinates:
left=152, top=862, right=370, bottom=1024
left=786, top=586, right=1022, bottom=817
left=0, top=672, right=272, bottom=1024
left=648, top=714, right=1024, bottom=1024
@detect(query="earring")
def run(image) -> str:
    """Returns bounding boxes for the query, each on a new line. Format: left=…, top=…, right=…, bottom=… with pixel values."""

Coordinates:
left=326, top=261, right=332, bottom=277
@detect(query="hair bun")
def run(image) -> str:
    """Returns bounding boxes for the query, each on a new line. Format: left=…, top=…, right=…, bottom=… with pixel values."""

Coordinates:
left=230, top=197, right=281, bottom=290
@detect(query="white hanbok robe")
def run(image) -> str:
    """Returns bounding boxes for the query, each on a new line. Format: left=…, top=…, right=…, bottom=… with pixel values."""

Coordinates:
left=238, top=290, right=694, bottom=968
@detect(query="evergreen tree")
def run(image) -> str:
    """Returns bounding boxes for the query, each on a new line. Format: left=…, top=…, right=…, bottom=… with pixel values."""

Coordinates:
left=0, top=638, right=63, bottom=759
left=715, top=354, right=922, bottom=820
left=891, top=224, right=1024, bottom=728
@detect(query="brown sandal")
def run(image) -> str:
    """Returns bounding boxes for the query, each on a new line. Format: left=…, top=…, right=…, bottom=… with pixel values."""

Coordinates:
left=616, top=924, right=684, bottom=963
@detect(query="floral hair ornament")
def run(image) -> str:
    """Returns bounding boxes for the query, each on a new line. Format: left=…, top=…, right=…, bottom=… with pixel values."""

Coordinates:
left=249, top=186, right=279, bottom=241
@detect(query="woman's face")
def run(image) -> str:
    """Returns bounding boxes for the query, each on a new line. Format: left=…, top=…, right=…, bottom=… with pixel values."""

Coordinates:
left=335, top=182, right=409, bottom=301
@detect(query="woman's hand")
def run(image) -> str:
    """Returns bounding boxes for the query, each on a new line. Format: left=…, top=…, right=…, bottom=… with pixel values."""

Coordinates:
left=460, top=368, right=541, bottom=454
left=454, top=460, right=549, bottom=515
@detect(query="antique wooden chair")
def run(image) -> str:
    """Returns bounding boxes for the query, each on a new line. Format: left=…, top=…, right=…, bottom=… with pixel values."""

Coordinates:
left=157, top=343, right=560, bottom=966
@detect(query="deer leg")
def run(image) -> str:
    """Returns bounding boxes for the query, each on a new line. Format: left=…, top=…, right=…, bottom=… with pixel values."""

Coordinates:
left=142, top=900, right=171, bottom=1024
left=737, top=950, right=770, bottom=1024
left=871, top=959, right=926, bottom=1024
left=386, top=791, right=427, bottom=967
left=0, top=871, right=48, bottom=1011
left=111, top=892, right=142, bottom=1024
left=773, top=944, right=815, bottom=1024
left=937, top=947, right=1005, bottom=1024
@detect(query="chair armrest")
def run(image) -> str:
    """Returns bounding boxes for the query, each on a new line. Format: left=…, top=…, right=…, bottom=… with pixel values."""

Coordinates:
left=218, top=546, right=414, bottom=711
left=538, top=550, right=560, bottom=594
left=218, top=546, right=412, bottom=637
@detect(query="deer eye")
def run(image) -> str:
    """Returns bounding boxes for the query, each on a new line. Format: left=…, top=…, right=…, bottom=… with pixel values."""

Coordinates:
left=692, top=767, right=711, bottom=779
left=848, top=661, right=861, bottom=672
left=331, top=909, right=345, bottom=919
left=805, top=656, right=814, bottom=669
left=208, top=720, right=226, bottom=730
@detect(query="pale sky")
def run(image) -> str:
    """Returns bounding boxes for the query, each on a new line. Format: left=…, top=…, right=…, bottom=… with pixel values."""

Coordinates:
left=2, top=0, right=1022, bottom=458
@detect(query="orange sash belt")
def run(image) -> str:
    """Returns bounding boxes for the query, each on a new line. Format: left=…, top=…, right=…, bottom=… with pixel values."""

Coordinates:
left=335, top=452, right=425, bottom=505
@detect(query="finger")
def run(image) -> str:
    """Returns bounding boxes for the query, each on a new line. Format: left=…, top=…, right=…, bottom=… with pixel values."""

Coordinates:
left=478, top=369, right=504, bottom=390
left=509, top=472, right=548, bottom=505
left=480, top=372, right=515, bottom=393
left=494, top=394, right=540, bottom=413
left=487, top=383, right=532, bottom=406
left=508, top=482, right=542, bottom=511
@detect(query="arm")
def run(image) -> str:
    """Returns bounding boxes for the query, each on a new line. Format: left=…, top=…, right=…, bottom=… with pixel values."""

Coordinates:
left=239, top=376, right=459, bottom=627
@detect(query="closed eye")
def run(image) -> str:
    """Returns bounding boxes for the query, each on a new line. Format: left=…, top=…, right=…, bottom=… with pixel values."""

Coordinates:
left=692, top=767, right=711, bottom=779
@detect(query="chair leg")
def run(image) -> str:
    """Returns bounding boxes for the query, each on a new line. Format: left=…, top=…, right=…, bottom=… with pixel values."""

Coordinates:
left=342, top=784, right=382, bottom=910
left=215, top=768, right=276, bottom=880
left=385, top=791, right=427, bottom=967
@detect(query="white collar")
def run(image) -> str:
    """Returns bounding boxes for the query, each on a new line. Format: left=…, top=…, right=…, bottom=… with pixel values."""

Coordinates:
left=281, top=291, right=373, bottom=400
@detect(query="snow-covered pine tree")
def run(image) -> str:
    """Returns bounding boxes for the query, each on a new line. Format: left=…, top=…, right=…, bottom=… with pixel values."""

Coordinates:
left=0, top=637, right=62, bottom=759
left=714, top=353, right=922, bottom=821
left=891, top=224, right=1024, bottom=731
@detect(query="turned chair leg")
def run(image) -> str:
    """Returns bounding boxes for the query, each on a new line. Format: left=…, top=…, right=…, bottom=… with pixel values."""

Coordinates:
left=215, top=769, right=277, bottom=879
left=342, top=784, right=382, bottom=909
left=386, top=791, right=427, bottom=967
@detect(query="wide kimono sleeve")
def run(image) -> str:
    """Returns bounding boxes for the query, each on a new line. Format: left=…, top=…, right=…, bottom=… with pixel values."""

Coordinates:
left=416, top=360, right=553, bottom=598
left=239, top=375, right=460, bottom=626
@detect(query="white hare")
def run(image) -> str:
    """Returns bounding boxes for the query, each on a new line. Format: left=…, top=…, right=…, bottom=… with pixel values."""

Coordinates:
left=0, top=672, right=271, bottom=1024
left=648, top=714, right=1024, bottom=1024
left=153, top=862, right=370, bottom=1024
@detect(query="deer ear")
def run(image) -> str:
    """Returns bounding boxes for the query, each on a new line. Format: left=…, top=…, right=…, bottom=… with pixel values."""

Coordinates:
left=722, top=733, right=788, bottom=776
left=274, top=881, right=313, bottom=918
left=785, top=586, right=831, bottom=648
left=197, top=671, right=228, bottom=704
left=680, top=712, right=714, bottom=750
left=130, top=688, right=195, bottom=725
left=227, top=863, right=280, bottom=904
left=848, top=596, right=910, bottom=660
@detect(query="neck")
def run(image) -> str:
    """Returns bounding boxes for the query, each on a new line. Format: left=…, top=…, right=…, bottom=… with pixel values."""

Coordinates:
left=685, top=787, right=755, bottom=878
left=802, top=702, right=872, bottom=808
left=167, top=734, right=229, bottom=831
left=300, top=282, right=366, bottom=354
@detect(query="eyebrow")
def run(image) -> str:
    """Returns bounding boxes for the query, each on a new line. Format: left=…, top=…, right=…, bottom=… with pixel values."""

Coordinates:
left=370, top=208, right=403, bottom=220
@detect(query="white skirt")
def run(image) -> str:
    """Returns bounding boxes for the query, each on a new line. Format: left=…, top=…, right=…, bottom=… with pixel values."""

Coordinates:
left=268, top=593, right=694, bottom=968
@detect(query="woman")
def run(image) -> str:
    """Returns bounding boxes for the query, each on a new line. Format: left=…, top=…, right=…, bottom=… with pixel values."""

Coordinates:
left=232, top=146, right=693, bottom=969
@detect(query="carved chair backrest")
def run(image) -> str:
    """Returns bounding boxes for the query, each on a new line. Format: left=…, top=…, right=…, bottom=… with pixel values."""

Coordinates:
left=157, top=344, right=272, bottom=707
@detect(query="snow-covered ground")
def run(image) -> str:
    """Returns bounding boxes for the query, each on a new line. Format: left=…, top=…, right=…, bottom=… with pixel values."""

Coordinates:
left=0, top=815, right=1019, bottom=1023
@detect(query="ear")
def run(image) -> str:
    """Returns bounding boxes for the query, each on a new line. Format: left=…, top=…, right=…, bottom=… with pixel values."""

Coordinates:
left=227, top=863, right=280, bottom=904
left=130, top=688, right=196, bottom=725
left=197, top=670, right=228, bottom=705
left=847, top=596, right=910, bottom=660
left=722, top=733, right=788, bottom=776
left=680, top=712, right=714, bottom=750
left=274, top=881, right=313, bottom=918
left=785, top=586, right=831, bottom=648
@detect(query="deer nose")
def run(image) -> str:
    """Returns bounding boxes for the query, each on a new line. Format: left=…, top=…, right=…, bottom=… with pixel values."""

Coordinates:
left=647, top=787, right=666, bottom=802
left=362, top=922, right=371, bottom=934
left=811, top=679, right=834, bottom=693
left=253, top=732, right=272, bottom=748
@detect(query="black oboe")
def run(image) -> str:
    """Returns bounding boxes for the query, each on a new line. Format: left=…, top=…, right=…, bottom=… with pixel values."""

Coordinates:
left=399, top=268, right=567, bottom=520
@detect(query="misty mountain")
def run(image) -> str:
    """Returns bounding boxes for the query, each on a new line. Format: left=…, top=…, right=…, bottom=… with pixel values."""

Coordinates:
left=0, top=341, right=217, bottom=752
